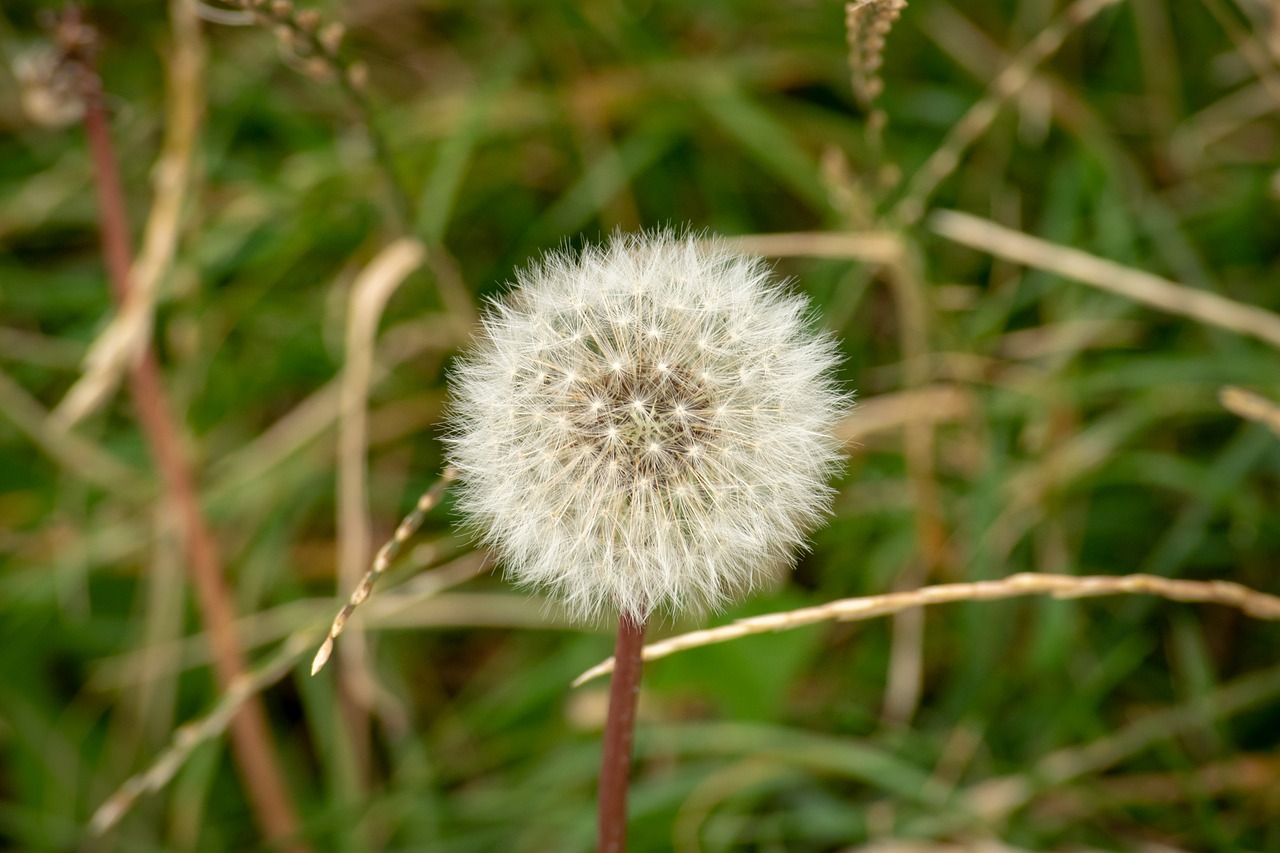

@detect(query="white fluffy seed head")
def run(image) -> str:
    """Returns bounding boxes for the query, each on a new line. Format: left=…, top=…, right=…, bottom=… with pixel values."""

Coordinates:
left=445, top=231, right=848, bottom=623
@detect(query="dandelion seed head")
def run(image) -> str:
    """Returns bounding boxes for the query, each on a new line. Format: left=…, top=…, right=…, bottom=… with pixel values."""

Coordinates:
left=445, top=231, right=848, bottom=622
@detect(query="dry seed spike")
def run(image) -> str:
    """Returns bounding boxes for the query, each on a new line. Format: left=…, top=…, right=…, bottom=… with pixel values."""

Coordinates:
left=846, top=0, right=907, bottom=111
left=310, top=467, right=458, bottom=675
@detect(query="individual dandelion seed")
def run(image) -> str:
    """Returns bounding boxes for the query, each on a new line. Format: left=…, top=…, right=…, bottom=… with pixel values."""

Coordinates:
left=444, top=230, right=848, bottom=852
left=444, top=230, right=848, bottom=625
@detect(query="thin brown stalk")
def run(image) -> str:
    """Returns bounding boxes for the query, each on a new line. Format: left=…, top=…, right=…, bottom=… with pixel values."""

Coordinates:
left=599, top=613, right=648, bottom=853
left=573, top=572, right=1280, bottom=685
left=1172, top=81, right=1276, bottom=169
left=62, top=10, right=304, bottom=848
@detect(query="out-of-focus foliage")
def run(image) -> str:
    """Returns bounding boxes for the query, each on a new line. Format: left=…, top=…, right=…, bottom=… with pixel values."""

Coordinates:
left=1, top=0, right=1278, bottom=850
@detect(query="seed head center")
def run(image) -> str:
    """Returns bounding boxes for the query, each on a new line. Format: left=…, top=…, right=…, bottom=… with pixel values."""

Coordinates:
left=568, top=361, right=714, bottom=485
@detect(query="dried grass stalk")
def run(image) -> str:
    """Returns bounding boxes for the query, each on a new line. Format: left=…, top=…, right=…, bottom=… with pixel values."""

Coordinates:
left=1220, top=386, right=1280, bottom=437
left=574, top=572, right=1280, bottom=685
left=846, top=0, right=908, bottom=110
left=930, top=209, right=1280, bottom=350
left=312, top=468, right=458, bottom=675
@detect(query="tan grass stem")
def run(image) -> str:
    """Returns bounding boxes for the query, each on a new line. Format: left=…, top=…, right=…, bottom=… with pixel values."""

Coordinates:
left=312, top=468, right=458, bottom=675
left=835, top=384, right=972, bottom=445
left=717, top=230, right=904, bottom=264
left=90, top=633, right=314, bottom=835
left=929, top=209, right=1280, bottom=350
left=1220, top=386, right=1280, bottom=437
left=573, top=573, right=1280, bottom=686
left=334, top=238, right=427, bottom=785
left=92, top=553, right=489, bottom=831
left=51, top=0, right=203, bottom=429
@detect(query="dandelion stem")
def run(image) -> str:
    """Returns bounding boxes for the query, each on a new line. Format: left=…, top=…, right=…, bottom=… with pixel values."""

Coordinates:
left=598, top=612, right=647, bottom=853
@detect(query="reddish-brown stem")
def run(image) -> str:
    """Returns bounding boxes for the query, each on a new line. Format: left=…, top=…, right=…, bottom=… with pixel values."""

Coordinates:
left=69, top=11, right=305, bottom=849
left=598, top=613, right=647, bottom=853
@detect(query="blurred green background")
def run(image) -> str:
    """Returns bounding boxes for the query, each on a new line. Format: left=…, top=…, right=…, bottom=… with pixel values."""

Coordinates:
left=2, top=0, right=1279, bottom=850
